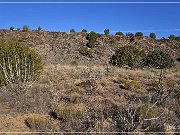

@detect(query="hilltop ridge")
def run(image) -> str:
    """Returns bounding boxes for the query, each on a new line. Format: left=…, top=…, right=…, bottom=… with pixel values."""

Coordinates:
left=0, top=29, right=179, bottom=66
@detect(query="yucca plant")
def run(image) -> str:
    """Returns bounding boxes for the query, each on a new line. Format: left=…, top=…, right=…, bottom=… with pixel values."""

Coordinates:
left=0, top=39, right=43, bottom=89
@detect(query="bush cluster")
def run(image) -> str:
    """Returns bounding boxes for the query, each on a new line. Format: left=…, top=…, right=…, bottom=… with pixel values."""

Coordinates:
left=110, top=45, right=174, bottom=69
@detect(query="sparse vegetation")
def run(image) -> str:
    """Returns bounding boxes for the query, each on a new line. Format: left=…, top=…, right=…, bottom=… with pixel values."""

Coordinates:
left=0, top=29, right=179, bottom=133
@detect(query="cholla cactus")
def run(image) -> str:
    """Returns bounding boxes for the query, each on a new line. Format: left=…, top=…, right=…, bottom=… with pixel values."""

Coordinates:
left=0, top=39, right=43, bottom=90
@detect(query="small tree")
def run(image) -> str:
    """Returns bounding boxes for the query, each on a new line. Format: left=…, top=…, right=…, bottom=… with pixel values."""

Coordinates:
left=115, top=32, right=123, bottom=36
left=135, top=32, right=143, bottom=37
left=10, top=27, right=14, bottom=30
left=149, top=33, right=156, bottom=39
left=23, top=25, right=29, bottom=32
left=82, top=29, right=87, bottom=33
left=38, top=26, right=42, bottom=31
left=86, top=31, right=97, bottom=48
left=104, top=28, right=110, bottom=35
left=146, top=50, right=174, bottom=69
left=17, top=28, right=20, bottom=31
left=70, top=29, right=75, bottom=33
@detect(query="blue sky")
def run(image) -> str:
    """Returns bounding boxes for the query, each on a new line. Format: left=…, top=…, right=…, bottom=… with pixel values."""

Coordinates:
left=0, top=0, right=180, bottom=38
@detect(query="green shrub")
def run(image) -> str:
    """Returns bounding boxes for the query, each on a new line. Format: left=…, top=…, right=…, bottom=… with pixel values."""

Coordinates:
left=135, top=32, right=143, bottom=37
left=0, top=39, right=43, bottom=86
left=23, top=25, right=29, bottom=32
left=70, top=29, right=75, bottom=33
left=17, top=28, right=20, bottom=31
left=38, top=26, right=42, bottom=31
left=146, top=50, right=174, bottom=69
left=79, top=46, right=91, bottom=57
left=149, top=33, right=156, bottom=39
left=104, top=28, right=110, bottom=35
left=86, top=31, right=97, bottom=48
left=115, top=32, right=123, bottom=36
left=10, top=27, right=14, bottom=30
left=55, top=104, right=77, bottom=120
left=82, top=29, right=87, bottom=33
left=110, top=45, right=146, bottom=68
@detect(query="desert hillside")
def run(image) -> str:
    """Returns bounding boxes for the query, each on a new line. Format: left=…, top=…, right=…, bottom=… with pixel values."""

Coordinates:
left=0, top=30, right=179, bottom=66
left=0, top=30, right=179, bottom=133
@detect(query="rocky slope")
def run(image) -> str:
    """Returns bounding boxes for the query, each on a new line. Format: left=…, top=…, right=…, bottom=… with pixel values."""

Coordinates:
left=0, top=29, right=179, bottom=66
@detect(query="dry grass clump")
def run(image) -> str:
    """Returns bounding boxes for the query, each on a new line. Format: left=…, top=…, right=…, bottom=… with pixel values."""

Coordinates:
left=25, top=114, right=52, bottom=131
left=118, top=77, right=141, bottom=90
left=137, top=104, right=164, bottom=119
left=70, top=86, right=86, bottom=94
left=164, top=78, right=177, bottom=88
left=54, top=104, right=77, bottom=121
